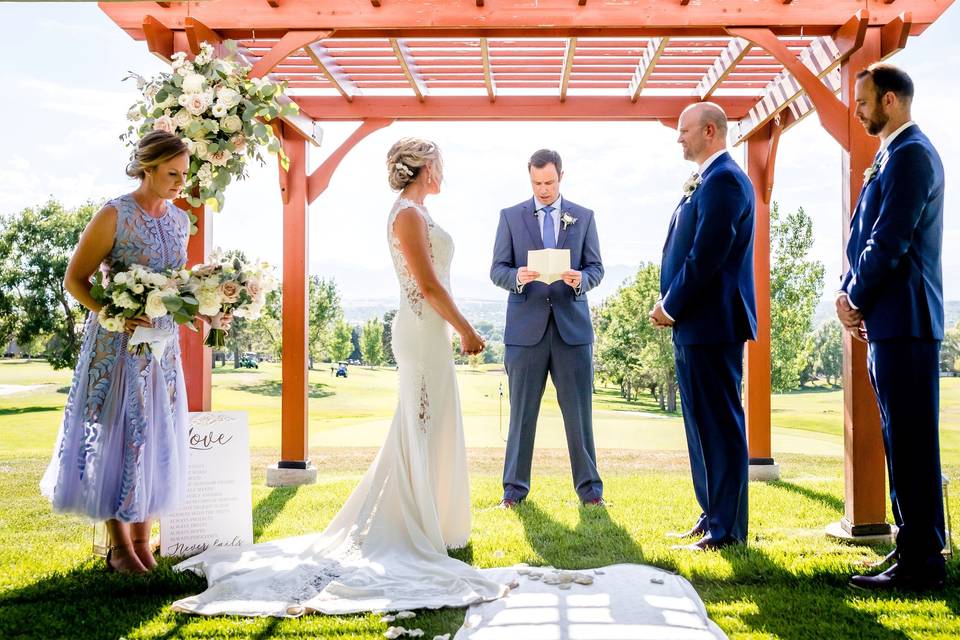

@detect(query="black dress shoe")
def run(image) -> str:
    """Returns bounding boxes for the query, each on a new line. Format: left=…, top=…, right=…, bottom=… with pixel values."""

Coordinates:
left=672, top=536, right=740, bottom=552
left=849, top=563, right=946, bottom=592
left=667, top=520, right=708, bottom=540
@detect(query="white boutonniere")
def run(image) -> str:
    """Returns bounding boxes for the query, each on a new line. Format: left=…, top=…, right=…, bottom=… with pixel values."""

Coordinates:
left=682, top=173, right=702, bottom=199
left=560, top=211, right=578, bottom=230
left=862, top=158, right=882, bottom=184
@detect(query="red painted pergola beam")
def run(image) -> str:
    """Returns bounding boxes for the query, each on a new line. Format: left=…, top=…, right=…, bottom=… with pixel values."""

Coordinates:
left=293, top=95, right=759, bottom=120
left=99, top=0, right=946, bottom=36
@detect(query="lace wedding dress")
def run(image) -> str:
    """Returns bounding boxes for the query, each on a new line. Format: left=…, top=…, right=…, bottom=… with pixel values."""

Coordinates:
left=171, top=197, right=511, bottom=617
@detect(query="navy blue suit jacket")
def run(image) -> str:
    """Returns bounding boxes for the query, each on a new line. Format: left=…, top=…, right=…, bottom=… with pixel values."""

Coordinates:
left=491, top=198, right=603, bottom=346
left=660, top=152, right=757, bottom=346
left=841, top=124, right=945, bottom=341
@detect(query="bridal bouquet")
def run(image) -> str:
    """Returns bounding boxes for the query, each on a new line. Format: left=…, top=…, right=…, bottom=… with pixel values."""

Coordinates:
left=123, top=41, right=297, bottom=216
left=92, top=264, right=199, bottom=356
left=185, top=253, right=277, bottom=348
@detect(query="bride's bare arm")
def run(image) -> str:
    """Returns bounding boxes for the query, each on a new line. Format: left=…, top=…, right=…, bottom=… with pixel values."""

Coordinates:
left=393, top=208, right=484, bottom=354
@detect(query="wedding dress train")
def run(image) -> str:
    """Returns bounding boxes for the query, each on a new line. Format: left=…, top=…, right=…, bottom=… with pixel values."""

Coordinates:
left=171, top=197, right=510, bottom=616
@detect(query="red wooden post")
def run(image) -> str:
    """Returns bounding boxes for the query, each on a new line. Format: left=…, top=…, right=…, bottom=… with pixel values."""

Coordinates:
left=271, top=121, right=313, bottom=484
left=836, top=27, right=889, bottom=538
left=743, top=120, right=779, bottom=479
left=177, top=198, right=212, bottom=411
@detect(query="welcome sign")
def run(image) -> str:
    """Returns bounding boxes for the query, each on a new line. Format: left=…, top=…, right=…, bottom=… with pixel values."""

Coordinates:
left=160, top=411, right=254, bottom=558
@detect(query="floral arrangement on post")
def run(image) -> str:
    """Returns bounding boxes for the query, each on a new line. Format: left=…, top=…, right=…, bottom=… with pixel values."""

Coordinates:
left=123, top=41, right=296, bottom=218
left=185, top=252, right=278, bottom=349
left=91, top=265, right=199, bottom=357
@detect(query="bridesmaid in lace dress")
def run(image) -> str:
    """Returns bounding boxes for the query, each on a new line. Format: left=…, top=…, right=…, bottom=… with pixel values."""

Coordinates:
left=40, top=131, right=206, bottom=573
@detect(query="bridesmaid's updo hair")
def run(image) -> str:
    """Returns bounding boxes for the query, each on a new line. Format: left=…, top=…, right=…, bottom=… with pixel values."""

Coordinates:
left=126, top=131, right=189, bottom=180
left=386, top=137, right=442, bottom=191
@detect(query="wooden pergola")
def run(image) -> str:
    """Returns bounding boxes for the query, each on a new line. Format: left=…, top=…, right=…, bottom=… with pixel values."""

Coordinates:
left=100, top=0, right=954, bottom=540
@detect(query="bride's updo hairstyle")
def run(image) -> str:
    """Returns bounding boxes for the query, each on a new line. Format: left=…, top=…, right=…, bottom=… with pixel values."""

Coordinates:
left=386, top=137, right=443, bottom=191
left=126, top=130, right=189, bottom=180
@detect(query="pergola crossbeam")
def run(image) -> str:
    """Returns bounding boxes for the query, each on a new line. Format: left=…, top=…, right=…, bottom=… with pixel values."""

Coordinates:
left=696, top=37, right=753, bottom=100
left=304, top=41, right=361, bottom=102
left=628, top=37, right=669, bottom=102
left=560, top=37, right=577, bottom=102
left=391, top=38, right=429, bottom=101
left=481, top=37, right=497, bottom=102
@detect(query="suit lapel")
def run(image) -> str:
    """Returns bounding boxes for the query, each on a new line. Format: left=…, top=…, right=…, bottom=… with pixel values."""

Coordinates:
left=663, top=196, right=687, bottom=253
left=520, top=198, right=544, bottom=250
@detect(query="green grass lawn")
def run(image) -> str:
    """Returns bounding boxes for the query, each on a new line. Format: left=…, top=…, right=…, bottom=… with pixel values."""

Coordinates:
left=1, top=359, right=959, bottom=639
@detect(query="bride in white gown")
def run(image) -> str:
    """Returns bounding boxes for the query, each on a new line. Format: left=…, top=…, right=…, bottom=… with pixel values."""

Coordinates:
left=172, top=138, right=512, bottom=617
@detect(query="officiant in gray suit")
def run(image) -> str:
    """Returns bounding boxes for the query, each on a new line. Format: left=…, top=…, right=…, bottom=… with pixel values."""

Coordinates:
left=490, top=149, right=605, bottom=508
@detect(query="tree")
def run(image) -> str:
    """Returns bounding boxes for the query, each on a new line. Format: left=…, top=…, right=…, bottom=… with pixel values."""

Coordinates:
left=769, top=202, right=825, bottom=392
left=308, top=276, right=342, bottom=367
left=0, top=200, right=96, bottom=369
left=329, top=319, right=354, bottom=363
left=381, top=309, right=397, bottom=365
left=593, top=263, right=677, bottom=411
left=811, top=319, right=843, bottom=386
left=942, top=321, right=960, bottom=373
left=360, top=317, right=385, bottom=366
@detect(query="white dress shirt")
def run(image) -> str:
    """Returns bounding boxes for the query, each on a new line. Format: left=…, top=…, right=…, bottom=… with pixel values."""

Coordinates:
left=517, top=196, right=577, bottom=293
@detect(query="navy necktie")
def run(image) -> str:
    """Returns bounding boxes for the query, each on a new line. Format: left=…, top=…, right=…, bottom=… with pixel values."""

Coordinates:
left=541, top=205, right=556, bottom=249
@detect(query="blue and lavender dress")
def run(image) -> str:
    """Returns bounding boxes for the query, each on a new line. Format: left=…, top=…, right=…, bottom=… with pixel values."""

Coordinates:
left=41, top=194, right=191, bottom=523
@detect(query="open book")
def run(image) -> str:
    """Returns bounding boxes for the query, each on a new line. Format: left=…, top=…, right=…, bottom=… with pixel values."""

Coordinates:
left=527, top=248, right=570, bottom=285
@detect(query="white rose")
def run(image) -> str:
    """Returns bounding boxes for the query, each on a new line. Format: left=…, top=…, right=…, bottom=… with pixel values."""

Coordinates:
left=144, top=289, right=170, bottom=319
left=182, top=73, right=206, bottom=94
left=208, top=149, right=231, bottom=167
left=152, top=115, right=176, bottom=134
left=113, top=272, right=128, bottom=285
left=211, top=102, right=228, bottom=118
left=183, top=93, right=209, bottom=116
left=216, top=86, right=241, bottom=108
left=197, top=289, right=222, bottom=316
left=145, top=271, right=168, bottom=287
left=221, top=114, right=242, bottom=134
left=180, top=137, right=196, bottom=154
left=172, top=109, right=192, bottom=129
left=193, top=139, right=210, bottom=160
left=244, top=278, right=262, bottom=299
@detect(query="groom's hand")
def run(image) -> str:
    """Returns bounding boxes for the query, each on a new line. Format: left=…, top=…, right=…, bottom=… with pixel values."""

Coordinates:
left=517, top=266, right=540, bottom=285
left=561, top=270, right=582, bottom=289
left=649, top=301, right=674, bottom=328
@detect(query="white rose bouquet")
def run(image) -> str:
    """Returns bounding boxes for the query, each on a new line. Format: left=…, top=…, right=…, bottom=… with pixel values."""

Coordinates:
left=91, top=264, right=199, bottom=356
left=123, top=41, right=297, bottom=220
left=184, top=253, right=277, bottom=349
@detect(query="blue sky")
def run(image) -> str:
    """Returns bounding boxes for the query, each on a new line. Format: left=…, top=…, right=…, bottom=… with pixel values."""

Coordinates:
left=1, top=2, right=957, bottom=302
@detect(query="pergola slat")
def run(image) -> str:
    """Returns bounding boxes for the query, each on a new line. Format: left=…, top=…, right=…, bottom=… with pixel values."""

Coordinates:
left=560, top=37, right=577, bottom=102
left=481, top=37, right=497, bottom=101
left=628, top=36, right=669, bottom=102
left=304, top=41, right=361, bottom=102
left=391, top=37, right=429, bottom=101
left=696, top=37, right=753, bottom=99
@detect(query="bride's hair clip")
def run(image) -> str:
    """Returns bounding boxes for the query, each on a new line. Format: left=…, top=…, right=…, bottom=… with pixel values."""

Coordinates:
left=394, top=162, right=414, bottom=178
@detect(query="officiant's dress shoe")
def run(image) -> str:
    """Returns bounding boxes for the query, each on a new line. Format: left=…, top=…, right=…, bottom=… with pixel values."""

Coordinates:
left=849, top=564, right=946, bottom=592
left=672, top=536, right=739, bottom=552
left=582, top=497, right=606, bottom=508
left=667, top=520, right=707, bottom=540
left=498, top=498, right=522, bottom=509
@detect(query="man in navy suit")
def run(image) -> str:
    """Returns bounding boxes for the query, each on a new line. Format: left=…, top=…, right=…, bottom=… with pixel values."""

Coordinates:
left=491, top=149, right=605, bottom=507
left=650, top=102, right=757, bottom=550
left=838, top=64, right=946, bottom=591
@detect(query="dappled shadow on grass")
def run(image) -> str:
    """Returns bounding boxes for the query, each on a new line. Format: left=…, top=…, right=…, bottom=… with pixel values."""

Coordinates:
left=514, top=500, right=658, bottom=571
left=253, top=486, right=300, bottom=540
left=0, top=406, right=59, bottom=417
left=235, top=380, right=334, bottom=399
left=0, top=558, right=204, bottom=640
left=770, top=479, right=846, bottom=513
left=591, top=386, right=681, bottom=417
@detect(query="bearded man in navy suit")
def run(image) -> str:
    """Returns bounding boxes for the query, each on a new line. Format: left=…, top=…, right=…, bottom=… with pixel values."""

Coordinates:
left=839, top=64, right=947, bottom=591
left=491, top=149, right=605, bottom=508
left=650, top=102, right=757, bottom=550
